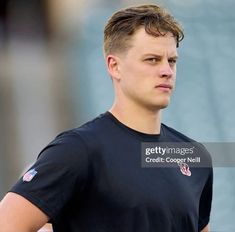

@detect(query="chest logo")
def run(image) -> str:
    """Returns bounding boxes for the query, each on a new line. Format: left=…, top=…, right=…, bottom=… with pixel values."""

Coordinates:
left=23, top=169, right=37, bottom=182
left=178, top=162, right=191, bottom=176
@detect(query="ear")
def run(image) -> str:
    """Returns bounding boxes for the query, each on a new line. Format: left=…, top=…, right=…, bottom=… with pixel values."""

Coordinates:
left=106, top=55, right=121, bottom=81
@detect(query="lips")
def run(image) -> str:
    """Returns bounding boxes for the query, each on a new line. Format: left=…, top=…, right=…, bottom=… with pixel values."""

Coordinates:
left=155, top=84, right=173, bottom=89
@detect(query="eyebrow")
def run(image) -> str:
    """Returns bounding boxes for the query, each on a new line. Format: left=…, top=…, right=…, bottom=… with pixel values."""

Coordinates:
left=168, top=56, right=178, bottom=60
left=142, top=54, right=179, bottom=59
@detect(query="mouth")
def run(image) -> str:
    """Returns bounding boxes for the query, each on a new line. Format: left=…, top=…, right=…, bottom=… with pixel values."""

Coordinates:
left=155, top=84, right=173, bottom=91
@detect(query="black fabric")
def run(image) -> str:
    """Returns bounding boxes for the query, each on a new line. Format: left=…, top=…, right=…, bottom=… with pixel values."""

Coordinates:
left=10, top=112, right=213, bottom=232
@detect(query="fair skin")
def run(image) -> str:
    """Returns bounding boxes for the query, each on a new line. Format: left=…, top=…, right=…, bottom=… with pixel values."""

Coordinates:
left=0, top=27, right=209, bottom=232
left=107, top=28, right=177, bottom=134
left=0, top=193, right=49, bottom=232
left=38, top=223, right=53, bottom=232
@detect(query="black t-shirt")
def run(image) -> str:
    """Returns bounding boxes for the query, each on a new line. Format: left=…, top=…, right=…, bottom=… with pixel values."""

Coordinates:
left=11, top=112, right=213, bottom=232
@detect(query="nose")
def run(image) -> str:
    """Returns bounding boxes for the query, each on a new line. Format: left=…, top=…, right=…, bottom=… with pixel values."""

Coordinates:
left=159, top=62, right=174, bottom=78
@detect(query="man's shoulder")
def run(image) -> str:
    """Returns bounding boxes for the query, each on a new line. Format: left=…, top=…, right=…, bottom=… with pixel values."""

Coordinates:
left=37, top=113, right=109, bottom=160
left=49, top=112, right=110, bottom=149
left=74, top=112, right=109, bottom=134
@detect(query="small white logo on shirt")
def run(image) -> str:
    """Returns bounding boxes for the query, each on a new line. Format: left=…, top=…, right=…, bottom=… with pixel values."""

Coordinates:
left=23, top=169, right=37, bottom=182
left=178, top=162, right=191, bottom=176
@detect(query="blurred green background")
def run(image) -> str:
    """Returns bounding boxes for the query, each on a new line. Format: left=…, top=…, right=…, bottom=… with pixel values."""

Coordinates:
left=0, top=0, right=234, bottom=231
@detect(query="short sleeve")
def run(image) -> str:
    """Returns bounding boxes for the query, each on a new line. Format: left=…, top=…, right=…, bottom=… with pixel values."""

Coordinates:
left=10, top=131, right=89, bottom=221
left=198, top=167, right=213, bottom=231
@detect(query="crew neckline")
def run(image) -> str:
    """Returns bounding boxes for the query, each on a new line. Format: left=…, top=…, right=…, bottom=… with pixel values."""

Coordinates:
left=104, top=111, right=165, bottom=141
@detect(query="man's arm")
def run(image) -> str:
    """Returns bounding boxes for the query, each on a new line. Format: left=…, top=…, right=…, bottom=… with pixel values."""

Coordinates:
left=0, top=192, right=49, bottom=232
left=201, top=224, right=209, bottom=232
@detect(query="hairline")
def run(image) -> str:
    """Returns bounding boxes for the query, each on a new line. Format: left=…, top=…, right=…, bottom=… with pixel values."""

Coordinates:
left=104, top=26, right=178, bottom=58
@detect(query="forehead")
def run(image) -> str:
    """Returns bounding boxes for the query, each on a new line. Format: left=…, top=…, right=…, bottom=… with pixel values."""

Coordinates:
left=127, top=28, right=177, bottom=56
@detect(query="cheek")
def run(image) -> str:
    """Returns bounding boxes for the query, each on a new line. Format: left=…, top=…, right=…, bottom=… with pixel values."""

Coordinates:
left=121, top=77, right=151, bottom=99
left=120, top=64, right=141, bottom=86
left=119, top=62, right=156, bottom=91
left=120, top=74, right=144, bottom=97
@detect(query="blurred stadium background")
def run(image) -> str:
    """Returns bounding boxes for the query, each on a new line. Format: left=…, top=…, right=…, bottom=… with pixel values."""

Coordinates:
left=0, top=0, right=235, bottom=231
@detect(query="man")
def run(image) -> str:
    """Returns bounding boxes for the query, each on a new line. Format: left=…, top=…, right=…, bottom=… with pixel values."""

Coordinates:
left=0, top=4, right=212, bottom=232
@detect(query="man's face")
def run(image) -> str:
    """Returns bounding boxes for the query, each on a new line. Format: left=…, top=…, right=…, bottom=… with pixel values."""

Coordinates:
left=115, top=28, right=178, bottom=111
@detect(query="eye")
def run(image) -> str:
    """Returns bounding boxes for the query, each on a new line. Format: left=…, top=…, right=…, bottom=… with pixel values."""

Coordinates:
left=145, top=58, right=159, bottom=64
left=168, top=59, right=177, bottom=65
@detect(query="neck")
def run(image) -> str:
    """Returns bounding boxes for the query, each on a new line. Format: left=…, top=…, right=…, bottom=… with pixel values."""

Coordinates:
left=109, top=100, right=162, bottom=135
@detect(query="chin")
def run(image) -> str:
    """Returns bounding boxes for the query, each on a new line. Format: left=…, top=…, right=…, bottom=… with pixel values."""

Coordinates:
left=158, top=103, right=169, bottom=109
left=161, top=96, right=171, bottom=107
left=159, top=104, right=169, bottom=109
left=138, top=97, right=170, bottom=111
left=147, top=102, right=170, bottom=111
left=154, top=99, right=170, bottom=109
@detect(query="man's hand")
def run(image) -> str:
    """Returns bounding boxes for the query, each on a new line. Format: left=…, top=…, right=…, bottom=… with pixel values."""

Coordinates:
left=0, top=192, right=49, bottom=232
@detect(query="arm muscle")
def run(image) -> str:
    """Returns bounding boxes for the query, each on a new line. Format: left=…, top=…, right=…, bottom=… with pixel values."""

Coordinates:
left=0, top=192, right=49, bottom=232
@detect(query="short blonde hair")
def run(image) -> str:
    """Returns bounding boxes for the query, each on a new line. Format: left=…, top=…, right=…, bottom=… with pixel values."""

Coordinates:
left=103, top=4, right=184, bottom=56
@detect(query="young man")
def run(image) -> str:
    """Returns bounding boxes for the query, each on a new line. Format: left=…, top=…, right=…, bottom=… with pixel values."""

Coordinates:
left=0, top=4, right=212, bottom=232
